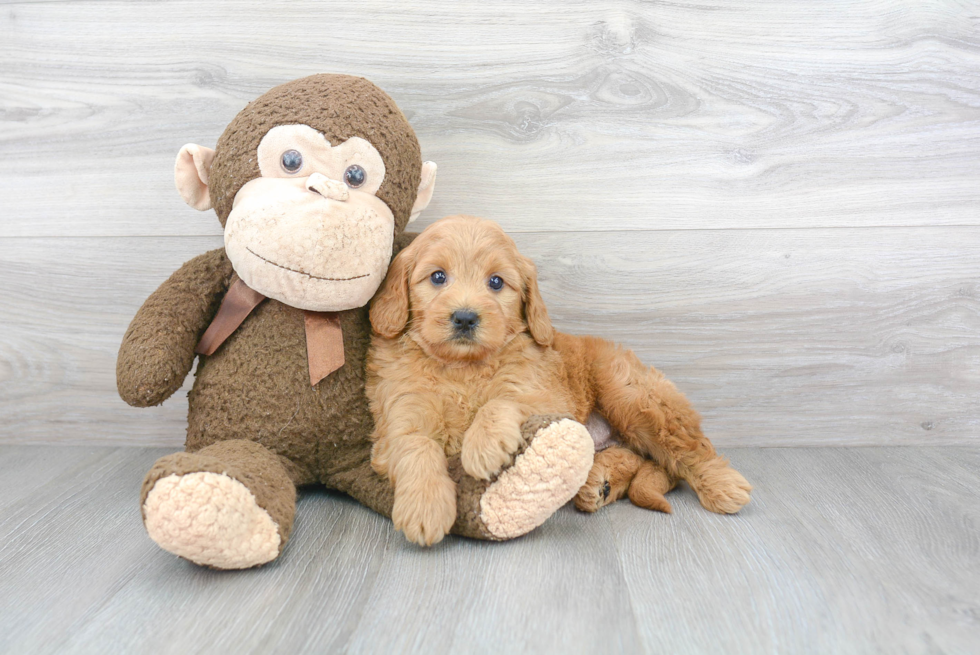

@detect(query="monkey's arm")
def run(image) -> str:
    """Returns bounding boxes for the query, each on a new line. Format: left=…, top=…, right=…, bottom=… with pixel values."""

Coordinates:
left=117, top=248, right=233, bottom=407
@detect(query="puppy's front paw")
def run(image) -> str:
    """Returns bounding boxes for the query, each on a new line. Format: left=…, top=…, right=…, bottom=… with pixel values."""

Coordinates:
left=574, top=473, right=617, bottom=513
left=574, top=450, right=632, bottom=513
left=392, top=475, right=457, bottom=546
left=461, top=423, right=525, bottom=480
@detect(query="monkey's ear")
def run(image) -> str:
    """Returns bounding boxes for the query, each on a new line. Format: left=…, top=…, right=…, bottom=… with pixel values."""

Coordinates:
left=407, top=161, right=437, bottom=224
left=370, top=246, right=414, bottom=338
left=175, top=144, right=216, bottom=211
left=519, top=255, right=555, bottom=347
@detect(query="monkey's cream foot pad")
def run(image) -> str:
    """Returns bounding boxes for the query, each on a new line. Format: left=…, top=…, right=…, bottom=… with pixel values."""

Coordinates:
left=480, top=419, right=595, bottom=540
left=143, top=472, right=281, bottom=569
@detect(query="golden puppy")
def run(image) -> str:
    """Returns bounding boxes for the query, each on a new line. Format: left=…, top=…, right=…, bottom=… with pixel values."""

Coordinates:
left=367, top=215, right=751, bottom=545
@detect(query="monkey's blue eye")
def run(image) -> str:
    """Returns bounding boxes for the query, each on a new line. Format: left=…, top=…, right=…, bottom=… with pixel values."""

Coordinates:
left=430, top=270, right=447, bottom=286
left=488, top=275, right=504, bottom=291
left=280, top=150, right=303, bottom=173
left=344, top=164, right=366, bottom=188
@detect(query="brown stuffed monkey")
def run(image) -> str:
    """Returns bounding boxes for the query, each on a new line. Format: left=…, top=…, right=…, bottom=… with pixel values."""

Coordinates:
left=117, top=75, right=595, bottom=569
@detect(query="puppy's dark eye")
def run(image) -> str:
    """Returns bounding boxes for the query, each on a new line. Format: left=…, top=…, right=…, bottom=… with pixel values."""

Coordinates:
left=280, top=149, right=303, bottom=173
left=430, top=270, right=447, bottom=286
left=488, top=275, right=504, bottom=291
left=344, top=164, right=366, bottom=188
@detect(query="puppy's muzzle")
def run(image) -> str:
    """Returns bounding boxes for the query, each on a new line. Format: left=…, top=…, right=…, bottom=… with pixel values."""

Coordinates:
left=450, top=309, right=480, bottom=338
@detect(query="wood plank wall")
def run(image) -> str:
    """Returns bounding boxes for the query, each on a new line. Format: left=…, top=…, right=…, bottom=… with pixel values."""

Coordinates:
left=1, top=0, right=978, bottom=447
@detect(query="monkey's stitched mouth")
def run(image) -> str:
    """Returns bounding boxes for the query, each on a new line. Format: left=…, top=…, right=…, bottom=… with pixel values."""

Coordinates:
left=246, top=247, right=369, bottom=282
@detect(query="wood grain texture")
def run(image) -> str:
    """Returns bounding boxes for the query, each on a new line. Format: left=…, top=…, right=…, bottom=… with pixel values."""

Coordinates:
left=2, top=228, right=977, bottom=447
left=0, top=446, right=977, bottom=654
left=609, top=447, right=980, bottom=654
left=1, top=0, right=979, bottom=236
left=1, top=1, right=978, bottom=448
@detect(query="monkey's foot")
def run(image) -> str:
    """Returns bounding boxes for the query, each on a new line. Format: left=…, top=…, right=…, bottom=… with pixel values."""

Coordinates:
left=140, top=442, right=296, bottom=568
left=477, top=417, right=594, bottom=540
left=143, top=471, right=281, bottom=569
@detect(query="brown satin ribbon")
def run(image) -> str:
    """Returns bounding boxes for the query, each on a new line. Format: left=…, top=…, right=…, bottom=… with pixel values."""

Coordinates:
left=303, top=311, right=345, bottom=387
left=195, top=278, right=266, bottom=357
left=195, top=278, right=346, bottom=386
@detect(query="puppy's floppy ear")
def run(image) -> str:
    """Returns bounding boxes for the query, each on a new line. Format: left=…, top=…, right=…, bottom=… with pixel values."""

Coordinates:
left=370, top=245, right=415, bottom=338
left=519, top=255, right=555, bottom=347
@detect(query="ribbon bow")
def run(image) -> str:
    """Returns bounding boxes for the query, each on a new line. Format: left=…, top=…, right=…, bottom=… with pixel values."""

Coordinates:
left=195, top=278, right=345, bottom=386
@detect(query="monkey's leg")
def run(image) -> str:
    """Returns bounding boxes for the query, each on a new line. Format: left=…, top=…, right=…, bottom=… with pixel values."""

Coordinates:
left=335, top=415, right=593, bottom=542
left=451, top=414, right=594, bottom=540
left=140, top=440, right=301, bottom=569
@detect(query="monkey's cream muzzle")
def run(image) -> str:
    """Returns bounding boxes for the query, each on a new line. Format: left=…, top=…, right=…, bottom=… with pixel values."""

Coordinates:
left=225, top=174, right=394, bottom=312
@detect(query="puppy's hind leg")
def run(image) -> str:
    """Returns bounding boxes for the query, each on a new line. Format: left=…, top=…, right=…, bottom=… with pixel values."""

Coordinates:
left=585, top=337, right=752, bottom=514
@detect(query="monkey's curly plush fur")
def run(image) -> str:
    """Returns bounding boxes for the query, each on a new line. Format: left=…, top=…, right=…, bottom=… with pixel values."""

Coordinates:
left=367, top=215, right=752, bottom=545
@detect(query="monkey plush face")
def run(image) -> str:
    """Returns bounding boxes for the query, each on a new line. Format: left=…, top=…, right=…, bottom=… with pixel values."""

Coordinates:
left=222, top=125, right=400, bottom=311
left=173, top=75, right=436, bottom=312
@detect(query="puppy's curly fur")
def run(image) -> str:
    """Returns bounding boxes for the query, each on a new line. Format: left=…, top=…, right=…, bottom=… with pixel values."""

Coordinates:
left=367, top=215, right=751, bottom=545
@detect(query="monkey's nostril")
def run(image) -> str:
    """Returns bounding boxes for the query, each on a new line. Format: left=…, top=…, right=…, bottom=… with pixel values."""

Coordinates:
left=450, top=309, right=480, bottom=331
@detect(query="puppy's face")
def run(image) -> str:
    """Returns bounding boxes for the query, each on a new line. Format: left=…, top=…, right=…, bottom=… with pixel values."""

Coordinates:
left=371, top=215, right=554, bottom=363
left=409, top=220, right=525, bottom=362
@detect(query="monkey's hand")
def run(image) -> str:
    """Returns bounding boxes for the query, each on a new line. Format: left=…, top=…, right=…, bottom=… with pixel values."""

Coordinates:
left=117, top=248, right=232, bottom=407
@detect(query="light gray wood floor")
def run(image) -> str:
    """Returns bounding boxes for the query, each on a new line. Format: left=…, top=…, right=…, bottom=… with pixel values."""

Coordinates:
left=1, top=446, right=977, bottom=655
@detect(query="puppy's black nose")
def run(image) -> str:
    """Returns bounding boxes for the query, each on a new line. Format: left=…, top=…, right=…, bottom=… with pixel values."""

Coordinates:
left=451, top=309, right=480, bottom=332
